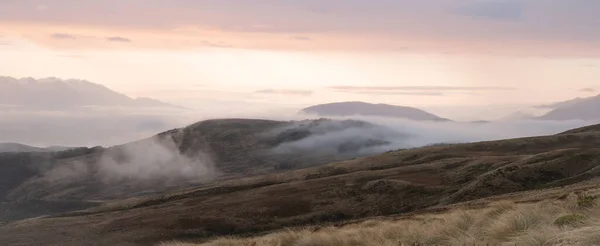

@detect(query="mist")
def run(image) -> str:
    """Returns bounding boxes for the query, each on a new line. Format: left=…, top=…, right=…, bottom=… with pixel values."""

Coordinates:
left=41, top=134, right=216, bottom=189
left=97, top=136, right=215, bottom=184
left=2, top=105, right=595, bottom=150
left=2, top=106, right=597, bottom=200
left=0, top=108, right=196, bottom=147
left=269, top=114, right=596, bottom=157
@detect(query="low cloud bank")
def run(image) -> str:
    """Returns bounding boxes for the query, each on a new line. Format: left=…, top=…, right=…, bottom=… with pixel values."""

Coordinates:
left=274, top=114, right=596, bottom=156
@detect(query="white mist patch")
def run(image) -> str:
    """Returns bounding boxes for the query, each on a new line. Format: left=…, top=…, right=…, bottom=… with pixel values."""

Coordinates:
left=269, top=119, right=410, bottom=157
left=364, top=117, right=595, bottom=148
left=272, top=114, right=597, bottom=157
left=97, top=137, right=215, bottom=184
left=42, top=136, right=215, bottom=185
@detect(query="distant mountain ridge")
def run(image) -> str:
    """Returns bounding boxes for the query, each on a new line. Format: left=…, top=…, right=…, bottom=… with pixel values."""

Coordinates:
left=0, top=143, right=50, bottom=153
left=538, top=94, right=600, bottom=120
left=301, top=101, right=450, bottom=121
left=0, top=76, right=182, bottom=109
left=0, top=143, right=76, bottom=153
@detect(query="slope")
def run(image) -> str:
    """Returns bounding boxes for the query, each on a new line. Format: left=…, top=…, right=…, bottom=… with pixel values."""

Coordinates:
left=301, top=101, right=450, bottom=121
left=1, top=123, right=600, bottom=245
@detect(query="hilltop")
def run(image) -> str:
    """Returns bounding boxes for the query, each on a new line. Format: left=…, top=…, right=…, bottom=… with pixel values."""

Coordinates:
left=301, top=101, right=450, bottom=121
left=1, top=122, right=600, bottom=245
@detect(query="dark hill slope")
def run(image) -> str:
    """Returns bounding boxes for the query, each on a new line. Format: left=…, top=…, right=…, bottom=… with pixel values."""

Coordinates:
left=2, top=123, right=600, bottom=245
left=559, top=122, right=600, bottom=135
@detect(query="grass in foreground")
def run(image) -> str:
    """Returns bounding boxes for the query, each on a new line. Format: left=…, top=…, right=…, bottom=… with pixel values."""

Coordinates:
left=159, top=191, right=600, bottom=246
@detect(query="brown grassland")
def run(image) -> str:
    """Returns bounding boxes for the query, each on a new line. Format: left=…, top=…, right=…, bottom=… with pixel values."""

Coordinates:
left=161, top=190, right=600, bottom=246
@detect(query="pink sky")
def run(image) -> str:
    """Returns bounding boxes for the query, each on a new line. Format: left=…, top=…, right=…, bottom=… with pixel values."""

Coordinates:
left=1, top=0, right=599, bottom=109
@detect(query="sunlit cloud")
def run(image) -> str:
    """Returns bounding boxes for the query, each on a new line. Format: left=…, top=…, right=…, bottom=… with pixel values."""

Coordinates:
left=200, top=40, right=231, bottom=48
left=106, top=36, right=131, bottom=42
left=55, top=54, right=87, bottom=59
left=50, top=33, right=76, bottom=40
left=255, top=89, right=313, bottom=96
left=0, top=0, right=598, bottom=56
left=329, top=86, right=517, bottom=92
left=291, top=36, right=311, bottom=41
left=338, top=91, right=446, bottom=97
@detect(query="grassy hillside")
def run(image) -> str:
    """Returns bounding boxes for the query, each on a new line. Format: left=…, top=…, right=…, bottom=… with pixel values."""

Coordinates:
left=0, top=123, right=599, bottom=245
left=175, top=189, right=600, bottom=246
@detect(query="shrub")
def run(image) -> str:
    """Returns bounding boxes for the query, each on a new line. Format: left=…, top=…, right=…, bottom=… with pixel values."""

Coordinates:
left=554, top=213, right=586, bottom=226
left=577, top=194, right=597, bottom=208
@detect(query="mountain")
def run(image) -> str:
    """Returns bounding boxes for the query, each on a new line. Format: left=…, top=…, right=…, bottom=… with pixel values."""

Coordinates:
left=0, top=76, right=181, bottom=109
left=0, top=143, right=50, bottom=153
left=537, top=96, right=591, bottom=109
left=538, top=94, right=600, bottom=120
left=301, top=101, right=450, bottom=121
left=0, top=143, right=77, bottom=153
left=1, top=122, right=600, bottom=245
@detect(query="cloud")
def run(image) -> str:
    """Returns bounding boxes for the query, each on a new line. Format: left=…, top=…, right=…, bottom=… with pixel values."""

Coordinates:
left=50, top=33, right=76, bottom=40
left=455, top=0, right=524, bottom=20
left=329, top=86, right=517, bottom=92
left=56, top=55, right=87, bottom=59
left=1, top=1, right=600, bottom=56
left=201, top=40, right=231, bottom=48
left=580, top=88, right=596, bottom=92
left=35, top=4, right=47, bottom=11
left=255, top=89, right=313, bottom=96
left=0, top=109, right=191, bottom=147
left=291, top=36, right=311, bottom=41
left=336, top=91, right=446, bottom=97
left=106, top=36, right=131, bottom=42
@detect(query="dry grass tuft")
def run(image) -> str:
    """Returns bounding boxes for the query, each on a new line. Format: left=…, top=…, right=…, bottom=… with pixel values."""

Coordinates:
left=157, top=189, right=600, bottom=246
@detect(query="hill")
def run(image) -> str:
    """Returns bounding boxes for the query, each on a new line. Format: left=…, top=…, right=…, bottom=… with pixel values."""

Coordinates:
left=301, top=101, right=450, bottom=121
left=0, top=118, right=401, bottom=220
left=1, top=122, right=600, bottom=245
left=0, top=76, right=180, bottom=109
left=538, top=94, right=600, bottom=120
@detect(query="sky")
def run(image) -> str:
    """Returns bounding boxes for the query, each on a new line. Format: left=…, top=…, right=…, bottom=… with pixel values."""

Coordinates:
left=1, top=0, right=600, bottom=110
